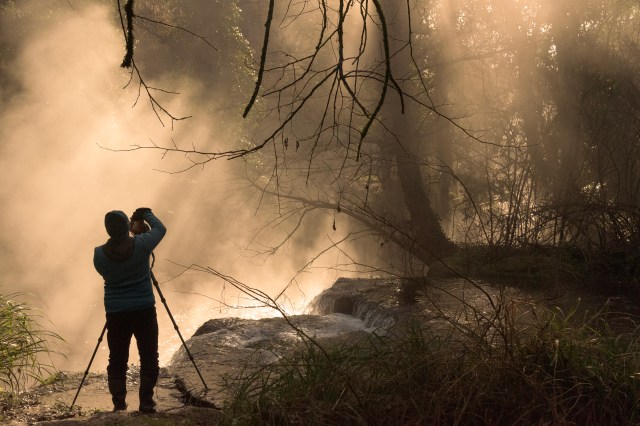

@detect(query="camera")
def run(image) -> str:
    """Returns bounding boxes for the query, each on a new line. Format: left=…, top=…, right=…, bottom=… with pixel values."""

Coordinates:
left=130, top=220, right=150, bottom=235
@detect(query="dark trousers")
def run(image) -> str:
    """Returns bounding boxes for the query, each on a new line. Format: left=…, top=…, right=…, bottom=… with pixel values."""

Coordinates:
left=106, top=307, right=159, bottom=410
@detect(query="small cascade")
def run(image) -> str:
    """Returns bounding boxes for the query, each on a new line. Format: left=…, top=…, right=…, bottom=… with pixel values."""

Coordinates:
left=309, top=277, right=413, bottom=330
left=351, top=299, right=397, bottom=330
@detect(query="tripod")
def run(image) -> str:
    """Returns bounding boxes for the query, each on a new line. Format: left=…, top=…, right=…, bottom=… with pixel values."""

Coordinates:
left=70, top=253, right=208, bottom=409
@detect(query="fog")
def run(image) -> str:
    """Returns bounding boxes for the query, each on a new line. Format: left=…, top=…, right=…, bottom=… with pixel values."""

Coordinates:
left=0, top=2, right=346, bottom=371
left=2, top=0, right=639, bottom=375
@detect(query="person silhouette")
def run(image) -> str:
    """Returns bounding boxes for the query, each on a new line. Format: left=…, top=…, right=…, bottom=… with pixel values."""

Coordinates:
left=93, top=208, right=166, bottom=413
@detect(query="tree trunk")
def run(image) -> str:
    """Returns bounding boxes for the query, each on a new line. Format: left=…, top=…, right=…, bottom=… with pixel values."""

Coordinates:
left=372, top=0, right=457, bottom=264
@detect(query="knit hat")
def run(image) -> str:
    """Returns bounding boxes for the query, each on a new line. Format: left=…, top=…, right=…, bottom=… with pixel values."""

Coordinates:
left=104, top=210, right=130, bottom=238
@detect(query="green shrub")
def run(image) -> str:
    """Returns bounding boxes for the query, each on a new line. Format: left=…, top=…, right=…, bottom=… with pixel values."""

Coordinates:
left=222, top=301, right=640, bottom=425
left=0, top=292, right=62, bottom=394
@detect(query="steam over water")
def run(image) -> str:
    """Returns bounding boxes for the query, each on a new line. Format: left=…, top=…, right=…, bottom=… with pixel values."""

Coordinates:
left=6, top=0, right=637, bottom=379
left=0, top=2, right=342, bottom=372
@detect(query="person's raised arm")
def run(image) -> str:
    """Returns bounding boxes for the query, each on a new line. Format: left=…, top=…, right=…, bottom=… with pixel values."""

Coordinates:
left=131, top=208, right=166, bottom=252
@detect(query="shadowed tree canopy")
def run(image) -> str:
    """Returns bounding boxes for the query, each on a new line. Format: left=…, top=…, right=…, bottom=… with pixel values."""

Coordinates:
left=109, top=0, right=640, bottom=274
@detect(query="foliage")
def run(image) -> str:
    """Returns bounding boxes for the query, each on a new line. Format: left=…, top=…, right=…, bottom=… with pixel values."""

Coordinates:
left=440, top=244, right=640, bottom=292
left=0, top=292, right=62, bottom=395
left=114, top=0, right=640, bottom=277
left=222, top=301, right=640, bottom=425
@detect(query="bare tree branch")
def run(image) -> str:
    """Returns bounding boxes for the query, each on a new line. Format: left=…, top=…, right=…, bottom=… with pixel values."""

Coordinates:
left=243, top=0, right=275, bottom=118
left=118, top=0, right=135, bottom=68
left=135, top=14, right=218, bottom=51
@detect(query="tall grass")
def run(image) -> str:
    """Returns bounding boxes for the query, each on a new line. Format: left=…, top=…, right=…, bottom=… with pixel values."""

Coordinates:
left=0, top=292, right=62, bottom=394
left=222, top=299, right=640, bottom=425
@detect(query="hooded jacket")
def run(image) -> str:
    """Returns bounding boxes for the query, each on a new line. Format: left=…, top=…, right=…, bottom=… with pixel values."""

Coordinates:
left=93, top=211, right=167, bottom=313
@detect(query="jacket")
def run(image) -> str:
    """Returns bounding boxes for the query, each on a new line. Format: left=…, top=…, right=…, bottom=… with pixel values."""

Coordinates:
left=93, top=211, right=167, bottom=313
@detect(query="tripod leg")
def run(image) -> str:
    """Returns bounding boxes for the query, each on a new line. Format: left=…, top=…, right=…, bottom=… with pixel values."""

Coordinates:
left=150, top=270, right=209, bottom=390
left=70, top=323, right=107, bottom=409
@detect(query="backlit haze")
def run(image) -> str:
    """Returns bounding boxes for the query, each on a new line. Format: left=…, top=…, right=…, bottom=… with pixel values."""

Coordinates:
left=0, top=2, right=347, bottom=370
left=5, top=0, right=634, bottom=375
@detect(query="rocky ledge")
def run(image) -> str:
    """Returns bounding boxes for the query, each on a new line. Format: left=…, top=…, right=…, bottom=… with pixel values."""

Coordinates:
left=4, top=278, right=421, bottom=424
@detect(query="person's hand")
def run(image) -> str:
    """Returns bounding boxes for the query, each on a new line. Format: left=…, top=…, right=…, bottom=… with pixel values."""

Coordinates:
left=131, top=207, right=152, bottom=222
left=130, top=220, right=151, bottom=235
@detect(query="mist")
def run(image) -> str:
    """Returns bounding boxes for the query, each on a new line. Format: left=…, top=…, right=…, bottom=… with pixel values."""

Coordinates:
left=2, top=0, right=639, bottom=376
left=0, top=1, right=346, bottom=371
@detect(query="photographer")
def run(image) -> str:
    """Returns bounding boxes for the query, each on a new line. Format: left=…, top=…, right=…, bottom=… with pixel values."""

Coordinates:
left=93, top=207, right=166, bottom=413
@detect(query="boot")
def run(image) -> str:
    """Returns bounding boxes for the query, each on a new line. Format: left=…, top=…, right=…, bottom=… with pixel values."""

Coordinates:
left=108, top=377, right=127, bottom=411
left=139, top=373, right=158, bottom=413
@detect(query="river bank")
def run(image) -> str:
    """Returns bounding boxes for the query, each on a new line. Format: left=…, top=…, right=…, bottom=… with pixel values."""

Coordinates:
left=0, top=369, right=221, bottom=425
left=1, top=293, right=373, bottom=424
left=4, top=275, right=639, bottom=424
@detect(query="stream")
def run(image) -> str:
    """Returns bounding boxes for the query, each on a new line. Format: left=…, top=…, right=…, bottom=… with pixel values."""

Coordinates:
left=168, top=275, right=640, bottom=407
left=12, top=275, right=639, bottom=421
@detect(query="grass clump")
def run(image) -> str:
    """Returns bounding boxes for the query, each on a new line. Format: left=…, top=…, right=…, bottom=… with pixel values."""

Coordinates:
left=0, top=292, right=62, bottom=395
left=222, top=301, right=640, bottom=425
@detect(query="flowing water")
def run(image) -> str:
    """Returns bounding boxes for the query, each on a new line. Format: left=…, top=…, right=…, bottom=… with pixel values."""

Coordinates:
left=167, top=275, right=640, bottom=368
left=165, top=275, right=640, bottom=406
left=171, top=276, right=640, bottom=370
left=69, top=275, right=640, bottom=384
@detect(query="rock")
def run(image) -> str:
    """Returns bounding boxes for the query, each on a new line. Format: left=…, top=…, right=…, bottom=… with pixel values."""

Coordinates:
left=168, top=313, right=369, bottom=408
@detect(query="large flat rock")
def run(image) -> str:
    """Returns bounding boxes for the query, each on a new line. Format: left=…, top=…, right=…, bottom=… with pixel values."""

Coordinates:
left=168, top=313, right=368, bottom=407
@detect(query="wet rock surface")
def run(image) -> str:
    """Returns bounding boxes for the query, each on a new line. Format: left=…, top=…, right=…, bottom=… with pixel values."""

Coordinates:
left=1, top=277, right=485, bottom=424
left=1, top=290, right=376, bottom=424
left=168, top=313, right=368, bottom=408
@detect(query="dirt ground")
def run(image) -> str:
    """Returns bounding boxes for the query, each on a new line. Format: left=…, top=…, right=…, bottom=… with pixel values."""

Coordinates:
left=1, top=314, right=369, bottom=424
left=0, top=369, right=222, bottom=425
